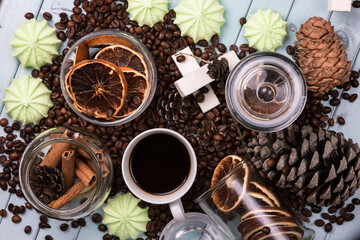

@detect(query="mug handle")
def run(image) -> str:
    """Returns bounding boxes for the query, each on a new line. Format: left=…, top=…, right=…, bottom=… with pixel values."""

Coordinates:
left=169, top=198, right=186, bottom=221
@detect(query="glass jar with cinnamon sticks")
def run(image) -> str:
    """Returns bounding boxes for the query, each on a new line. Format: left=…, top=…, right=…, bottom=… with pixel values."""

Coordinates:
left=19, top=126, right=113, bottom=220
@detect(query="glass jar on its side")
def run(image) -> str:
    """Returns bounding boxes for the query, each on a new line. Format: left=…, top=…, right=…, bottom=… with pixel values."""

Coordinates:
left=196, top=157, right=314, bottom=240
left=19, top=126, right=113, bottom=220
left=60, top=30, right=158, bottom=126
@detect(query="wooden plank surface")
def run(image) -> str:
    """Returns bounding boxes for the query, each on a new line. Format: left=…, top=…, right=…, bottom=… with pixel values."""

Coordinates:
left=0, top=0, right=360, bottom=239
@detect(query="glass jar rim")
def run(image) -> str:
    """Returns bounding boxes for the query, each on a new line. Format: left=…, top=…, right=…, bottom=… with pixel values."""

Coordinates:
left=19, top=130, right=104, bottom=220
left=195, top=158, right=247, bottom=204
left=60, top=29, right=158, bottom=126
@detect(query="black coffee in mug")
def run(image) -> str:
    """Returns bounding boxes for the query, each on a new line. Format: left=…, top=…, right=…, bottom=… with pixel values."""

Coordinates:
left=130, top=133, right=191, bottom=195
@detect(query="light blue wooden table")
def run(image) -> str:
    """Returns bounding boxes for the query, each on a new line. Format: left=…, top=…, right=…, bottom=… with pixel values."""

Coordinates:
left=0, top=0, right=360, bottom=239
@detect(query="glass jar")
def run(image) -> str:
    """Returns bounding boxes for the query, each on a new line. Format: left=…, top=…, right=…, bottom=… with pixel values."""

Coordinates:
left=225, top=52, right=307, bottom=132
left=60, top=30, right=157, bottom=126
left=196, top=157, right=314, bottom=240
left=19, top=126, right=113, bottom=220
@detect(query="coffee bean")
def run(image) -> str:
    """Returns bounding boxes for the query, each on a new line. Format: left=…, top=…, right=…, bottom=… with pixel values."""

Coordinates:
left=71, top=221, right=79, bottom=228
left=315, top=219, right=325, bottom=227
left=197, top=40, right=208, bottom=47
left=92, top=213, right=102, bottom=223
left=25, top=202, right=32, bottom=209
left=176, top=55, right=185, bottom=63
left=336, top=201, right=345, bottom=209
left=340, top=208, right=348, bottom=216
left=330, top=215, right=336, bottom=223
left=336, top=216, right=344, bottom=225
left=43, top=12, right=52, bottom=21
left=351, top=79, right=359, bottom=88
left=12, top=215, right=21, bottom=223
left=352, top=198, right=360, bottom=205
left=78, top=218, right=86, bottom=226
left=261, top=226, right=270, bottom=234
left=311, top=205, right=322, bottom=213
left=346, top=203, right=355, bottom=212
left=286, top=45, right=294, bottom=55
left=0, top=118, right=8, bottom=127
left=60, top=223, right=68, bottom=231
left=351, top=70, right=360, bottom=78
left=103, top=234, right=112, bottom=240
left=45, top=235, right=53, bottom=240
left=217, top=43, right=226, bottom=53
left=39, top=223, right=47, bottom=229
left=349, top=94, right=358, bottom=102
left=24, top=225, right=32, bottom=234
left=195, top=93, right=205, bottom=103
left=230, top=44, right=238, bottom=53
left=353, top=1, right=360, bottom=8
left=211, top=35, right=219, bottom=47
left=344, top=83, right=351, bottom=91
left=324, top=223, right=332, bottom=232
left=337, top=116, right=345, bottom=125
left=240, top=17, right=247, bottom=26
left=344, top=213, right=355, bottom=221
left=328, top=118, right=334, bottom=126
left=25, top=12, right=34, bottom=19
left=342, top=92, right=350, bottom=99
left=328, top=206, right=337, bottom=214
left=0, top=209, right=7, bottom=217
left=301, top=208, right=312, bottom=217
left=98, top=224, right=108, bottom=232
left=329, top=98, right=340, bottom=106
left=199, top=87, right=209, bottom=94
left=40, top=215, right=48, bottom=223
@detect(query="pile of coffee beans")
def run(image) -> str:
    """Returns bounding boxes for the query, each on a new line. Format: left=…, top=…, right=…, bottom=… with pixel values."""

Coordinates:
left=0, top=0, right=258, bottom=239
left=0, top=0, right=357, bottom=239
left=289, top=192, right=360, bottom=233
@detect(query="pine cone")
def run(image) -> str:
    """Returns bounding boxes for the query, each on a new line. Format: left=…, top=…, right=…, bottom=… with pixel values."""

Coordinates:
left=248, top=124, right=360, bottom=206
left=30, top=165, right=65, bottom=204
left=207, top=58, right=230, bottom=82
left=157, top=90, right=190, bottom=124
left=197, top=117, right=231, bottom=152
left=294, top=17, right=351, bottom=96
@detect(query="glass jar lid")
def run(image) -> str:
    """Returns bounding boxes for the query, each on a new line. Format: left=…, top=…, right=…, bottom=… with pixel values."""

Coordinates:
left=160, top=212, right=232, bottom=240
left=225, top=52, right=307, bottom=132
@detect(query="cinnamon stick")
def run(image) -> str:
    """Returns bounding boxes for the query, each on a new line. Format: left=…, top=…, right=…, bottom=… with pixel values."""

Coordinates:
left=84, top=158, right=110, bottom=178
left=41, top=130, right=71, bottom=167
left=75, top=158, right=96, bottom=186
left=62, top=150, right=75, bottom=191
left=48, top=181, right=86, bottom=209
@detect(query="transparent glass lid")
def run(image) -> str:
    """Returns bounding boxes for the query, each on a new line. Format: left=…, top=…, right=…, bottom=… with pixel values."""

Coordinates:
left=160, top=213, right=230, bottom=240
left=225, top=52, right=307, bottom=132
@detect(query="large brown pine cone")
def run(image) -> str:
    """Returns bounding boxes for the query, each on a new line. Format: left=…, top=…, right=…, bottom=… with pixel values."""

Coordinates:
left=294, top=17, right=351, bottom=96
left=248, top=124, right=360, bottom=206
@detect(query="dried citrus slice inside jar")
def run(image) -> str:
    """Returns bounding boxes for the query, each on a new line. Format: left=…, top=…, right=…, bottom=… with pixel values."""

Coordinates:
left=67, top=59, right=127, bottom=120
left=115, top=67, right=149, bottom=118
left=94, top=45, right=148, bottom=78
left=211, top=155, right=249, bottom=212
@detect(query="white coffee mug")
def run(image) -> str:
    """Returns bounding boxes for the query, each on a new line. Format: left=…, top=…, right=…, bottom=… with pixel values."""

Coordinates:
left=122, top=128, right=197, bottom=220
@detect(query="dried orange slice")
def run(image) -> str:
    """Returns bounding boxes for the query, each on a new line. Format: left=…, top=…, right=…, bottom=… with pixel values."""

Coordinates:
left=67, top=59, right=127, bottom=120
left=211, top=155, right=249, bottom=212
left=115, top=67, right=149, bottom=118
left=84, top=35, right=137, bottom=50
left=94, top=45, right=148, bottom=78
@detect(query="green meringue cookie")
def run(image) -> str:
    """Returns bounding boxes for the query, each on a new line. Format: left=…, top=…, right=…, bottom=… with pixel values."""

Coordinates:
left=10, top=19, right=61, bottom=70
left=3, top=75, right=53, bottom=125
left=103, top=193, right=150, bottom=240
left=243, top=9, right=287, bottom=52
left=174, top=0, right=225, bottom=42
left=128, top=0, right=169, bottom=27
